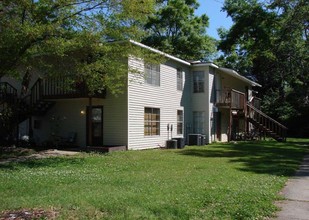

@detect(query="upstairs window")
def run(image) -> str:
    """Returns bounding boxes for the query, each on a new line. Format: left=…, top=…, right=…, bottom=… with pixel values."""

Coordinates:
left=145, top=63, right=160, bottom=86
left=177, top=68, right=183, bottom=91
left=144, top=107, right=160, bottom=136
left=193, top=71, right=204, bottom=93
left=177, top=110, right=183, bottom=135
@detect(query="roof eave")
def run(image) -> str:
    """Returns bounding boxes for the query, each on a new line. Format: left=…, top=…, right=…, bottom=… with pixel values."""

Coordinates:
left=191, top=62, right=219, bottom=68
left=219, top=67, right=262, bottom=87
left=129, top=40, right=191, bottom=66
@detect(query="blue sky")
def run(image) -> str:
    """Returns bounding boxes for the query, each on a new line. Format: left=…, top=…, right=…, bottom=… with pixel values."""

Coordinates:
left=196, top=0, right=233, bottom=39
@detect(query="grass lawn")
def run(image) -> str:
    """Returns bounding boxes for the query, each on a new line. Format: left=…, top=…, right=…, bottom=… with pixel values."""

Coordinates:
left=0, top=139, right=308, bottom=219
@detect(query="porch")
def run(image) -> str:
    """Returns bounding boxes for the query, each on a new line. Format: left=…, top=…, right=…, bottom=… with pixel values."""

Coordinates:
left=0, top=77, right=115, bottom=148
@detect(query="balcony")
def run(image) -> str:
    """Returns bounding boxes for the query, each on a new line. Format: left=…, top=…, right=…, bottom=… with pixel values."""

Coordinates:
left=216, top=89, right=246, bottom=110
left=31, top=78, right=106, bottom=105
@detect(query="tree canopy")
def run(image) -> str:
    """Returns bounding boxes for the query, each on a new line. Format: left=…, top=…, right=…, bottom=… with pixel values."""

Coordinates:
left=217, top=0, right=309, bottom=136
left=0, top=0, right=156, bottom=95
left=142, top=0, right=216, bottom=61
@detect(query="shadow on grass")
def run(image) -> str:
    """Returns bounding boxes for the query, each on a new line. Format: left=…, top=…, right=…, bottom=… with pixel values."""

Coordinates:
left=178, top=140, right=309, bottom=176
left=0, top=157, right=84, bottom=170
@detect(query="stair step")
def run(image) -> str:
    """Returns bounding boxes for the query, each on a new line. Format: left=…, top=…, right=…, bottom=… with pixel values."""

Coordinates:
left=247, top=106, right=287, bottom=142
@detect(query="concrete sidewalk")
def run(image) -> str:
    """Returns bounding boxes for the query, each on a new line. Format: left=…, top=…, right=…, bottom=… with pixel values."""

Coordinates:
left=275, top=155, right=309, bottom=220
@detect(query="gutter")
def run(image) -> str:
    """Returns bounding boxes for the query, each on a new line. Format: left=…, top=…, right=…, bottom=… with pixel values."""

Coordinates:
left=129, top=40, right=191, bottom=66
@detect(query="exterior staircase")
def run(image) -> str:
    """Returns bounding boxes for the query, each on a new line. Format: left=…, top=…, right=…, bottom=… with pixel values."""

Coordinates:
left=29, top=79, right=56, bottom=115
left=0, top=81, right=55, bottom=142
left=0, top=82, right=19, bottom=141
left=247, top=103, right=287, bottom=142
left=1, top=76, right=105, bottom=143
left=215, top=89, right=288, bottom=142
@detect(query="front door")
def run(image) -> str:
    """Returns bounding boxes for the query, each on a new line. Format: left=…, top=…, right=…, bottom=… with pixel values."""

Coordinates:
left=86, top=106, right=103, bottom=146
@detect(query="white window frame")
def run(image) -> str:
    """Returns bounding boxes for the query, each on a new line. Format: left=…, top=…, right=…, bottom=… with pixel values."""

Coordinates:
left=145, top=63, right=160, bottom=86
left=193, top=111, right=205, bottom=134
left=144, top=107, right=160, bottom=136
left=177, top=68, right=183, bottom=91
left=177, top=110, right=184, bottom=135
left=193, top=71, right=204, bottom=93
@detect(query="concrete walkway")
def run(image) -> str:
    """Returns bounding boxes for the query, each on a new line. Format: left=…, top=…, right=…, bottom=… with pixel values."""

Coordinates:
left=275, top=155, right=309, bottom=220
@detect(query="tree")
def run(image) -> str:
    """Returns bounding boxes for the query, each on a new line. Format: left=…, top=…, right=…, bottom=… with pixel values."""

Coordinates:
left=142, top=0, right=216, bottom=61
left=217, top=0, right=309, bottom=136
left=0, top=0, right=156, bottom=95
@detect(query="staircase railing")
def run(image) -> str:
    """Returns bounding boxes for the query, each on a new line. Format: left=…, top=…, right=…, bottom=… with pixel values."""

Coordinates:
left=247, top=104, right=287, bottom=141
left=0, top=82, right=18, bottom=100
left=0, top=82, right=18, bottom=115
left=249, top=96, right=261, bottom=110
left=0, top=82, right=19, bottom=142
left=30, top=79, right=43, bottom=106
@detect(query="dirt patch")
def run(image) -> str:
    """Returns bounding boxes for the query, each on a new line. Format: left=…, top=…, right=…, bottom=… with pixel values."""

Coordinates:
left=0, top=148, right=80, bottom=165
left=0, top=147, right=36, bottom=160
left=0, top=208, right=58, bottom=220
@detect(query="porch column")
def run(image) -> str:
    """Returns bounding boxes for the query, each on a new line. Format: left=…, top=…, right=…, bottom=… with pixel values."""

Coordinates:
left=228, top=106, right=232, bottom=142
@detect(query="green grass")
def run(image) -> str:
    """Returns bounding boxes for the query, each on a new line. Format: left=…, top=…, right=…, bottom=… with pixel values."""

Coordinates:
left=0, top=138, right=308, bottom=219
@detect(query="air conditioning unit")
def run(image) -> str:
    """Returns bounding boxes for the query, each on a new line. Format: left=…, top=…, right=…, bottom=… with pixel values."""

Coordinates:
left=172, top=138, right=185, bottom=149
left=188, top=134, right=205, bottom=146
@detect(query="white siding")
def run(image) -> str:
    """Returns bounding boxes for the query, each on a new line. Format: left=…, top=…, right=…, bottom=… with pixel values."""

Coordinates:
left=103, top=92, right=128, bottom=146
left=208, top=68, right=215, bottom=143
left=183, top=64, right=192, bottom=143
left=217, top=69, right=251, bottom=93
left=127, top=58, right=188, bottom=150
left=190, top=66, right=210, bottom=142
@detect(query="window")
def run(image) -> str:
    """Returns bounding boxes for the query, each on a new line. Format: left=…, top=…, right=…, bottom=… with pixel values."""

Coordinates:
left=145, top=63, right=160, bottom=86
left=193, top=71, right=204, bottom=93
left=177, top=110, right=183, bottom=135
left=177, top=68, right=183, bottom=91
left=144, top=108, right=160, bottom=136
left=193, top=111, right=205, bottom=134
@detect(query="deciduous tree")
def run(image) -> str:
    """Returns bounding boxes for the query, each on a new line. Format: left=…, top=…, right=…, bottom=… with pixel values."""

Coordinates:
left=217, top=0, right=309, bottom=136
left=0, top=0, right=156, bottom=95
left=143, top=0, right=216, bottom=61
